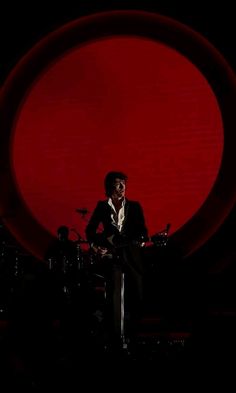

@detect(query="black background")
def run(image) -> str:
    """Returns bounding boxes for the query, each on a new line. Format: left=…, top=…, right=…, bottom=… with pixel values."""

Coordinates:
left=1, top=1, right=236, bottom=84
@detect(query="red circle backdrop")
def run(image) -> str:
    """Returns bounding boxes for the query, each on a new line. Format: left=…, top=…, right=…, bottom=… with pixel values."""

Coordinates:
left=12, top=37, right=223, bottom=240
left=2, top=10, right=236, bottom=262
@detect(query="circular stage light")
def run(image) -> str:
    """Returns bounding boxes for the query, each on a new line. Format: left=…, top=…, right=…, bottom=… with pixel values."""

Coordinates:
left=1, top=11, right=236, bottom=260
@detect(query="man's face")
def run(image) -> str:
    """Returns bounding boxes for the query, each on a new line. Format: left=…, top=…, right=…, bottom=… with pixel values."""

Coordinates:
left=111, top=178, right=126, bottom=199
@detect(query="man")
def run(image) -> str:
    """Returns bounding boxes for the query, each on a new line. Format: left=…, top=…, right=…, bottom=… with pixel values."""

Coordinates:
left=45, top=226, right=77, bottom=275
left=44, top=225, right=79, bottom=315
left=85, top=171, right=148, bottom=349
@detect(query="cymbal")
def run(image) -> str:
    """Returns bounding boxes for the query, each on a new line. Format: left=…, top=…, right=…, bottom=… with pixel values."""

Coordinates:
left=75, top=208, right=89, bottom=215
left=74, top=239, right=89, bottom=244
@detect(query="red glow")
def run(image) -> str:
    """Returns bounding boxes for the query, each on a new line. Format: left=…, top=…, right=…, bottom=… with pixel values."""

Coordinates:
left=12, top=37, right=223, bottom=240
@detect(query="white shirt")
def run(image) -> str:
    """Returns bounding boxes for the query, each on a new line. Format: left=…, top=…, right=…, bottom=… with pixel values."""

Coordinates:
left=108, top=198, right=126, bottom=232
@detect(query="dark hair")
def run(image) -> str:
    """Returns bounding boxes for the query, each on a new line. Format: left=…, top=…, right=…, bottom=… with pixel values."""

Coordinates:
left=57, top=225, right=69, bottom=237
left=104, top=171, right=127, bottom=197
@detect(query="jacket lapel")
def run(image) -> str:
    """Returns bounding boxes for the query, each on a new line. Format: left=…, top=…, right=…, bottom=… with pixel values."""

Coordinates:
left=122, top=199, right=130, bottom=231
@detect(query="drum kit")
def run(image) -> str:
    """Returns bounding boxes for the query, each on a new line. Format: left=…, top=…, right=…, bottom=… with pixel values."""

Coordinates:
left=1, top=208, right=170, bottom=281
left=0, top=228, right=28, bottom=280
left=1, top=211, right=171, bottom=351
left=46, top=209, right=100, bottom=304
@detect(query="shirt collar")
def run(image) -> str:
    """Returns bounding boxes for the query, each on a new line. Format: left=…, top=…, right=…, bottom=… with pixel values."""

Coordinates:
left=108, top=197, right=126, bottom=208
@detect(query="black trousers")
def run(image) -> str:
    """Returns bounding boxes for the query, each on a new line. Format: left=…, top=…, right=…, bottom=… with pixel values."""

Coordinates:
left=102, top=245, right=144, bottom=343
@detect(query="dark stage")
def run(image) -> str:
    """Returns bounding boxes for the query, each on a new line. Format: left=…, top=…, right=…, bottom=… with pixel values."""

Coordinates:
left=1, top=1, right=236, bottom=392
left=0, top=243, right=235, bottom=392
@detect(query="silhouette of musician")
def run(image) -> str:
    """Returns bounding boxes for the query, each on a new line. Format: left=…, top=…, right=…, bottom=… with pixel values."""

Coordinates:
left=85, top=171, right=148, bottom=349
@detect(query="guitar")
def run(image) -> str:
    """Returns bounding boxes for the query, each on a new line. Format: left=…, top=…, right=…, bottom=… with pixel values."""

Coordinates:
left=90, top=223, right=170, bottom=262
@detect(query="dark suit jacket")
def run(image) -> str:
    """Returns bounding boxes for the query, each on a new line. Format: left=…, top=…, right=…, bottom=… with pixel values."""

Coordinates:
left=85, top=199, right=148, bottom=247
